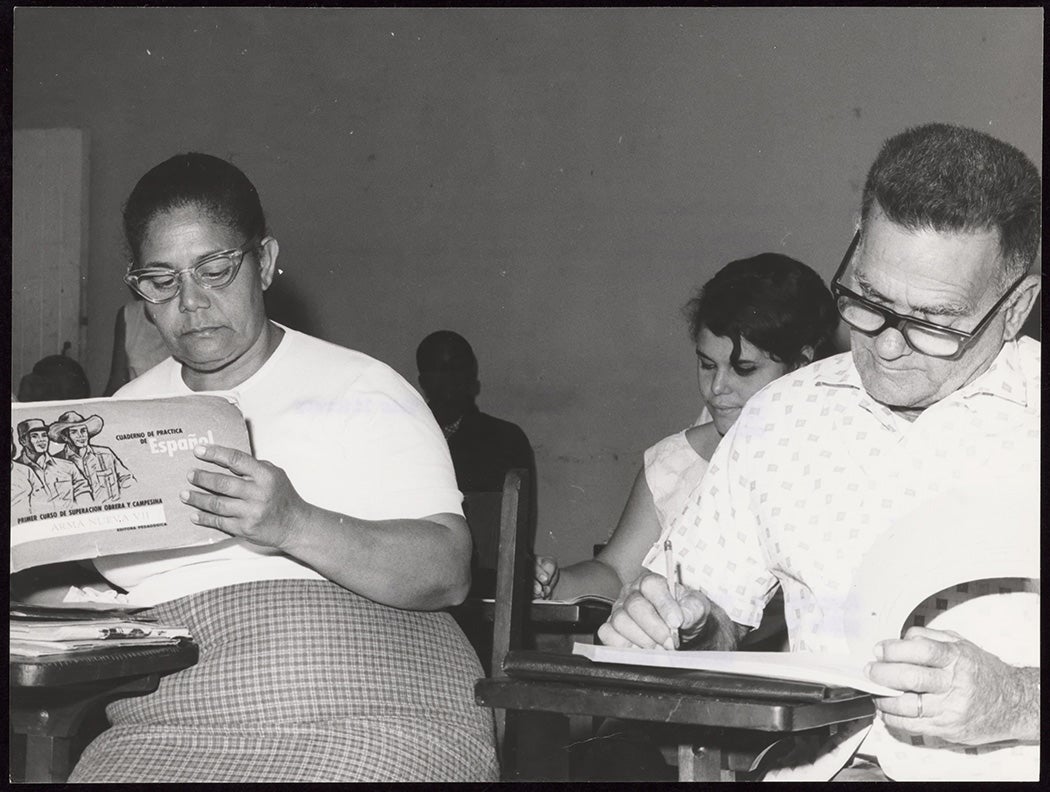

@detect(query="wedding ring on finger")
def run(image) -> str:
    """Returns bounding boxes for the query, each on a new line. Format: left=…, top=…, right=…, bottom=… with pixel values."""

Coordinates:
left=916, top=693, right=924, bottom=718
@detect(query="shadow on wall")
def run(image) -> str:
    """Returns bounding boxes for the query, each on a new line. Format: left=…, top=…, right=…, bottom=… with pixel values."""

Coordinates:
left=265, top=276, right=320, bottom=337
left=1019, top=293, right=1040, bottom=340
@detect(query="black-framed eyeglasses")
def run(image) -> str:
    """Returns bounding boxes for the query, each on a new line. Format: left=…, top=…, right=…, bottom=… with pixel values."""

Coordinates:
left=124, top=238, right=262, bottom=304
left=830, top=231, right=1027, bottom=360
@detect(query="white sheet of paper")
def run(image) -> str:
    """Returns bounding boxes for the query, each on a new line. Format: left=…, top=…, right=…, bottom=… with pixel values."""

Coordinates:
left=572, top=642, right=903, bottom=696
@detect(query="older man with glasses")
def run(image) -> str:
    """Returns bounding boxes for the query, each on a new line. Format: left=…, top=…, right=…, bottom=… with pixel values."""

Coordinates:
left=600, top=123, right=1041, bottom=781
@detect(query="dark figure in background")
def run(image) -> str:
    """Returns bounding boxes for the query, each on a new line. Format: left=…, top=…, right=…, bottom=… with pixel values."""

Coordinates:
left=416, top=330, right=536, bottom=598
left=17, top=354, right=91, bottom=402
left=416, top=331, right=536, bottom=492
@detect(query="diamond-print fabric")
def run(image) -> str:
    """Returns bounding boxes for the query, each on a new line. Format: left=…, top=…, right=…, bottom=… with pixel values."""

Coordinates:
left=646, top=338, right=1038, bottom=651
left=641, top=338, right=1040, bottom=778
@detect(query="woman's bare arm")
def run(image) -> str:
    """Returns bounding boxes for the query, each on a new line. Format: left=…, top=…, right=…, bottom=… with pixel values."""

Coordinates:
left=548, top=465, right=664, bottom=602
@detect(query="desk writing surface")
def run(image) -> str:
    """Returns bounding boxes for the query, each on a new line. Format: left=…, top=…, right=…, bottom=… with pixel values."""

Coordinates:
left=11, top=641, right=199, bottom=688
left=456, top=597, right=611, bottom=631
left=490, top=597, right=610, bottom=626
left=477, top=666, right=874, bottom=733
left=477, top=678, right=875, bottom=732
left=502, top=650, right=857, bottom=701
left=10, top=640, right=199, bottom=784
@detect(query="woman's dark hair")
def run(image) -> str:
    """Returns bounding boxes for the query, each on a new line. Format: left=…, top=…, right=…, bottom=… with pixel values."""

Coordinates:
left=685, top=253, right=838, bottom=368
left=122, top=153, right=267, bottom=261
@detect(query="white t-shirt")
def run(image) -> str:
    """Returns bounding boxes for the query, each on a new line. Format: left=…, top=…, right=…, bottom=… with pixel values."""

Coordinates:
left=94, top=326, right=463, bottom=605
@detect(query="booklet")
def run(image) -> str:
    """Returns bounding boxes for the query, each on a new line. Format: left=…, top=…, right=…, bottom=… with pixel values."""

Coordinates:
left=10, top=394, right=251, bottom=573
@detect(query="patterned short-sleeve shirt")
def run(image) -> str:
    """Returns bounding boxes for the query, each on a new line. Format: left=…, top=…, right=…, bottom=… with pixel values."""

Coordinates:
left=642, top=337, right=1040, bottom=778
left=646, top=337, right=1038, bottom=649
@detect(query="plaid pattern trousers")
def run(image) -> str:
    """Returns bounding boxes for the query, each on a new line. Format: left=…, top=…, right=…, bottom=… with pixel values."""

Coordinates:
left=70, top=579, right=499, bottom=782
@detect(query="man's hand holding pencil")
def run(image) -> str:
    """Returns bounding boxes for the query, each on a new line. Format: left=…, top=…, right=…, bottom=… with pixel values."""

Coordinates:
left=598, top=541, right=713, bottom=651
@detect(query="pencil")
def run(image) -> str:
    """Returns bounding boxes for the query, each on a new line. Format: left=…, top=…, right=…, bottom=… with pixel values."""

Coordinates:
left=664, top=539, right=680, bottom=649
left=663, top=539, right=677, bottom=600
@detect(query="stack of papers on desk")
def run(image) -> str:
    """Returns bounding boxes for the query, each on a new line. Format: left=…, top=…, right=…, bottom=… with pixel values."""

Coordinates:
left=10, top=603, right=191, bottom=658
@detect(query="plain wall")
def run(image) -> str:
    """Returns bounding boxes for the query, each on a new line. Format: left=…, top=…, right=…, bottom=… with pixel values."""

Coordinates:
left=13, top=7, right=1042, bottom=564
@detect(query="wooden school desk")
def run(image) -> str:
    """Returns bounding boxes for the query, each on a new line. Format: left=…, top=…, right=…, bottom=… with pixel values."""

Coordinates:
left=10, top=641, right=199, bottom=783
left=471, top=466, right=871, bottom=781
left=476, top=650, right=876, bottom=781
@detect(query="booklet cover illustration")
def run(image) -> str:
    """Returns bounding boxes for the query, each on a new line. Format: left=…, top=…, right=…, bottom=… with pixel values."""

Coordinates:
left=10, top=394, right=251, bottom=573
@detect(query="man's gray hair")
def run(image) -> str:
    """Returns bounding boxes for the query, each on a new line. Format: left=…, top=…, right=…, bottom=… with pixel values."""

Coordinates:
left=861, top=123, right=1041, bottom=282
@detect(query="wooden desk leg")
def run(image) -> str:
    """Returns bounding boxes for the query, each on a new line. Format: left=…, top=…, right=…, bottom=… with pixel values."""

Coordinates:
left=25, top=734, right=73, bottom=783
left=678, top=743, right=737, bottom=782
left=502, top=710, right=570, bottom=781
left=12, top=675, right=161, bottom=783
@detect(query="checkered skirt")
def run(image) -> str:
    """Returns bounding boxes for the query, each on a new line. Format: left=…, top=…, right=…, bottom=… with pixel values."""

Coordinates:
left=70, top=579, right=499, bottom=782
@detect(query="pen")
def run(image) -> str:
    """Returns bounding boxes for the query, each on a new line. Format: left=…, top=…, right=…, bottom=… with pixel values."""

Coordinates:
left=663, top=539, right=680, bottom=649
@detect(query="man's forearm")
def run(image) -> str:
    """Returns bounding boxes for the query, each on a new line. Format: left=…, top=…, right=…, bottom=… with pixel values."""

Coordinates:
left=1007, top=666, right=1040, bottom=743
